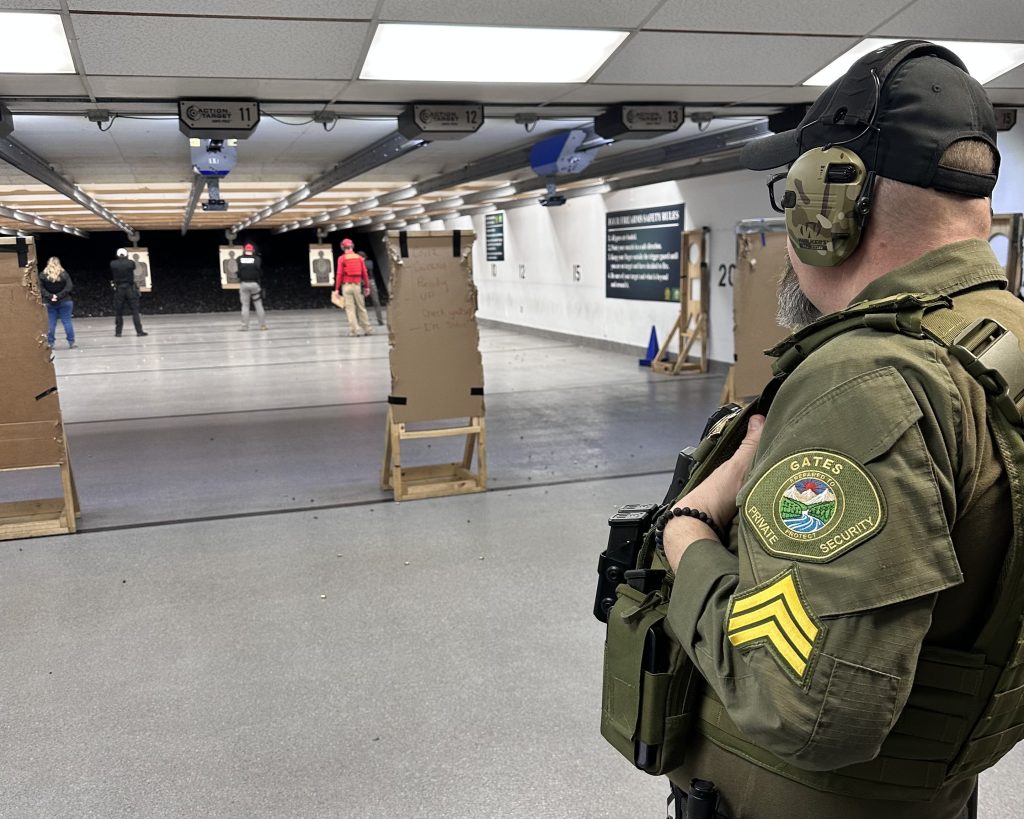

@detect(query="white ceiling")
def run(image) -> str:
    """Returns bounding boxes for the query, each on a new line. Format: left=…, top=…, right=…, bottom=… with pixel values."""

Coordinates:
left=0, top=0, right=1021, bottom=232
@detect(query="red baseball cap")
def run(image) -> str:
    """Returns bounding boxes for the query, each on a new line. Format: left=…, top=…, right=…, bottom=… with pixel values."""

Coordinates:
left=341, top=238, right=354, bottom=248
left=243, top=243, right=254, bottom=252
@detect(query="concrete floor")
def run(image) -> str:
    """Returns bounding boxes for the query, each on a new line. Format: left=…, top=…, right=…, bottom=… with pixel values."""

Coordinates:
left=1, top=310, right=1021, bottom=818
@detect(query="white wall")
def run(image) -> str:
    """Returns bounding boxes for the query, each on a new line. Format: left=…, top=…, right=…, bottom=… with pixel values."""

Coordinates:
left=993, top=123, right=1024, bottom=214
left=470, top=171, right=776, bottom=364
left=992, top=122, right=1024, bottom=225
left=465, top=122, right=1024, bottom=365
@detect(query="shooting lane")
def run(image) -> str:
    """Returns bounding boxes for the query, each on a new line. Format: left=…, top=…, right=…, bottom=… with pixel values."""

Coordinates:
left=381, top=230, right=487, bottom=501
left=0, top=237, right=80, bottom=539
left=0, top=8, right=1020, bottom=819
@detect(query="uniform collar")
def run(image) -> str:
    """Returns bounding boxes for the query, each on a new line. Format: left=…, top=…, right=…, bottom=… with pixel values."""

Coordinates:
left=849, top=238, right=1007, bottom=304
left=766, top=239, right=1007, bottom=365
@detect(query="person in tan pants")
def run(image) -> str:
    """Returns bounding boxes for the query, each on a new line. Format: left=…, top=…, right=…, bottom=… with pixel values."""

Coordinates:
left=334, top=237, right=372, bottom=336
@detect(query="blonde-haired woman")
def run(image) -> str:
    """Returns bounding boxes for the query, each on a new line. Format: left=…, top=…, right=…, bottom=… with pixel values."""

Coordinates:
left=39, top=256, right=76, bottom=348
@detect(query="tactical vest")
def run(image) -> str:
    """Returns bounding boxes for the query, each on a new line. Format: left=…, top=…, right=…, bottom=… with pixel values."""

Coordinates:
left=601, top=288, right=1024, bottom=802
left=337, top=252, right=366, bottom=283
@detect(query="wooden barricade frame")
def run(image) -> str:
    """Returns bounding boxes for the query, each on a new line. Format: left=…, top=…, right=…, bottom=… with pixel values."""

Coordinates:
left=652, top=227, right=709, bottom=375
left=0, top=243, right=81, bottom=540
left=380, top=230, right=487, bottom=501
left=0, top=457, right=81, bottom=541
left=380, top=409, right=487, bottom=502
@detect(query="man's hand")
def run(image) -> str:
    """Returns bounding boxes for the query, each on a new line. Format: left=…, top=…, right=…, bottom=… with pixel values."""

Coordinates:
left=664, top=415, right=765, bottom=572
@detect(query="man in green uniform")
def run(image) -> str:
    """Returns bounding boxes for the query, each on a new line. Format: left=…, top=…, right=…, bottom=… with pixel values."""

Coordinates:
left=657, top=41, right=1024, bottom=818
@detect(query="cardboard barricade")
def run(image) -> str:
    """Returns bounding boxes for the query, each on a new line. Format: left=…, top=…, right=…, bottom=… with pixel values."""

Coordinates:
left=380, top=230, right=487, bottom=501
left=0, top=237, right=80, bottom=539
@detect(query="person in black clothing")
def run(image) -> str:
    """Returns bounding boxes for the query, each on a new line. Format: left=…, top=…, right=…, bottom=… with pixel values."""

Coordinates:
left=110, top=247, right=147, bottom=337
left=237, top=242, right=267, bottom=331
left=39, top=256, right=75, bottom=348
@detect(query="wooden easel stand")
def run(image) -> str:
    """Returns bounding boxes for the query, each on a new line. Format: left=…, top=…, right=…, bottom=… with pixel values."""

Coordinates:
left=381, top=408, right=487, bottom=501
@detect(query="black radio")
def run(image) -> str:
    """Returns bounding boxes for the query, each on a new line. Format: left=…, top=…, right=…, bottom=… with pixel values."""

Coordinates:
left=593, top=503, right=659, bottom=623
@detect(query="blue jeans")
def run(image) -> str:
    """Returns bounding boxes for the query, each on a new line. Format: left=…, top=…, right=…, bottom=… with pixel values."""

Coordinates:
left=47, top=299, right=75, bottom=346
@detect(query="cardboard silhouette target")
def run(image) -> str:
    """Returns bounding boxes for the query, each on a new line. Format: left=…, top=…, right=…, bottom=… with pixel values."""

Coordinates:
left=218, top=245, right=241, bottom=289
left=0, top=237, right=80, bottom=538
left=380, top=230, right=487, bottom=501
left=308, top=244, right=334, bottom=287
left=129, top=247, right=152, bottom=292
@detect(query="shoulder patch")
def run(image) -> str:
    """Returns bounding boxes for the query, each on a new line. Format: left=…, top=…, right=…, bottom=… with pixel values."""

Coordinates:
left=743, top=449, right=885, bottom=563
left=727, top=568, right=824, bottom=684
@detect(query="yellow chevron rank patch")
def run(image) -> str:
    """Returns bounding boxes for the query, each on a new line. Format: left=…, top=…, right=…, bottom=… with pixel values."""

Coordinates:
left=727, top=568, right=824, bottom=684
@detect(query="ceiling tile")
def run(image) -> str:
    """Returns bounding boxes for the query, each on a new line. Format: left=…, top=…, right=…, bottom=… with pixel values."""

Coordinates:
left=876, top=0, right=1024, bottom=41
left=87, top=75, right=345, bottom=100
left=71, top=14, right=370, bottom=79
left=0, top=73, right=87, bottom=97
left=68, top=1, right=377, bottom=17
left=0, top=1, right=60, bottom=8
left=550, top=83, right=818, bottom=105
left=379, top=0, right=657, bottom=28
left=339, top=79, right=579, bottom=105
left=987, top=89, right=1024, bottom=106
left=594, top=32, right=857, bottom=85
left=647, top=0, right=901, bottom=36
left=988, top=64, right=1024, bottom=88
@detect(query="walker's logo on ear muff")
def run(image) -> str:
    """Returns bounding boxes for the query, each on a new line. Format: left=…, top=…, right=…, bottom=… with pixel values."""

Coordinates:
left=784, top=147, right=869, bottom=268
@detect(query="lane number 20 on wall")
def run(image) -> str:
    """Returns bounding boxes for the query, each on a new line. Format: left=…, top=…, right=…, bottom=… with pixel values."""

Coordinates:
left=717, top=263, right=736, bottom=287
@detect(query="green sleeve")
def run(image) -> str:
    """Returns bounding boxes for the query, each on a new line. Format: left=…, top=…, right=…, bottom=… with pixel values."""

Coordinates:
left=666, top=350, right=966, bottom=771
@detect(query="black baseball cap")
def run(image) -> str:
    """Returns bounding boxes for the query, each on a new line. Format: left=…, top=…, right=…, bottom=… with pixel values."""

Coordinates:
left=741, top=40, right=1000, bottom=197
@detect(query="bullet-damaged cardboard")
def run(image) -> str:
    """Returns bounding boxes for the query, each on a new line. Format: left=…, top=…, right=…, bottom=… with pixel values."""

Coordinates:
left=385, top=230, right=484, bottom=424
left=733, top=230, right=791, bottom=401
left=0, top=237, right=69, bottom=469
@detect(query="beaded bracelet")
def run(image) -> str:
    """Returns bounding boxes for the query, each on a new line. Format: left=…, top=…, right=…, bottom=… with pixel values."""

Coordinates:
left=654, top=505, right=727, bottom=549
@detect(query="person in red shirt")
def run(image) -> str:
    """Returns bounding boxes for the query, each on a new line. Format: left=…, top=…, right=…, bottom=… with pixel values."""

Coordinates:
left=334, top=237, right=373, bottom=336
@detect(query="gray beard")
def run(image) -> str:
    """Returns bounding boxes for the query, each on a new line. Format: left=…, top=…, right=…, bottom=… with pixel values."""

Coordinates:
left=777, top=254, right=822, bottom=330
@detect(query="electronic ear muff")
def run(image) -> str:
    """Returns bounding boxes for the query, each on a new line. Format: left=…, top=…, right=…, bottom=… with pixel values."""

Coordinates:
left=781, top=146, right=873, bottom=267
left=776, top=65, right=885, bottom=268
left=767, top=41, right=980, bottom=268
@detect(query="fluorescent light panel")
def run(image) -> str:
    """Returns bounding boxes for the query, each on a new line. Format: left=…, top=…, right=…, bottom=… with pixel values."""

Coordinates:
left=361, top=23, right=628, bottom=83
left=0, top=13, right=75, bottom=73
left=805, top=38, right=1024, bottom=86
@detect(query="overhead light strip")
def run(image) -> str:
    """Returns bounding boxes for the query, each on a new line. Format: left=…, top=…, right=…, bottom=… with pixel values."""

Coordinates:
left=0, top=203, right=87, bottom=237
left=229, top=131, right=423, bottom=236
left=0, top=12, right=75, bottom=73
left=0, top=135, right=133, bottom=236
left=361, top=23, right=628, bottom=83
left=805, top=37, right=1024, bottom=86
